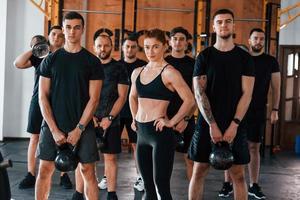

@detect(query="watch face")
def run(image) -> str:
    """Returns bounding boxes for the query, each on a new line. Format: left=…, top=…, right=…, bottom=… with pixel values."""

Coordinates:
left=108, top=115, right=113, bottom=121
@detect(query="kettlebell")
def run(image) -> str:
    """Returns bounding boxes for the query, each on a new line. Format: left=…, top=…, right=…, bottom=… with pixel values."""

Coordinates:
left=174, top=132, right=185, bottom=152
left=55, top=143, right=79, bottom=172
left=32, top=41, right=50, bottom=58
left=209, top=141, right=234, bottom=170
left=95, top=127, right=107, bottom=150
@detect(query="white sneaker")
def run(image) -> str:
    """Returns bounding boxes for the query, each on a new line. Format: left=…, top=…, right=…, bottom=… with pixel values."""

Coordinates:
left=134, top=177, right=144, bottom=192
left=98, top=176, right=107, bottom=190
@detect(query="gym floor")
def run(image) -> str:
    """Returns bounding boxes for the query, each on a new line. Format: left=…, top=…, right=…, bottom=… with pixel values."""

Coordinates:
left=1, top=139, right=299, bottom=200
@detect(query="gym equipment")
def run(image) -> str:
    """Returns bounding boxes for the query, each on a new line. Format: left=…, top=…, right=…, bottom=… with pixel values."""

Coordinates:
left=174, top=132, right=185, bottom=152
left=55, top=143, right=79, bottom=172
left=95, top=127, right=107, bottom=150
left=0, top=151, right=12, bottom=200
left=32, top=41, right=50, bottom=58
left=209, top=141, right=234, bottom=170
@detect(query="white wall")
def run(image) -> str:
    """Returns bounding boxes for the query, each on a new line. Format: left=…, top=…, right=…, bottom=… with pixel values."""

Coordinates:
left=2, top=0, right=44, bottom=138
left=279, top=0, right=300, bottom=45
left=0, top=0, right=8, bottom=141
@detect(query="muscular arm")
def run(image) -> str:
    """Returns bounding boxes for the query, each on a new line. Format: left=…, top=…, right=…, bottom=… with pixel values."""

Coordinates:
left=271, top=72, right=281, bottom=109
left=39, top=76, right=59, bottom=132
left=165, top=67, right=195, bottom=126
left=193, top=75, right=215, bottom=124
left=13, top=50, right=33, bottom=69
left=233, top=76, right=255, bottom=121
left=67, top=79, right=103, bottom=145
left=78, top=80, right=103, bottom=127
left=193, top=75, right=223, bottom=143
left=270, top=72, right=281, bottom=123
left=109, top=84, right=129, bottom=117
left=129, top=68, right=141, bottom=120
left=223, top=75, right=254, bottom=143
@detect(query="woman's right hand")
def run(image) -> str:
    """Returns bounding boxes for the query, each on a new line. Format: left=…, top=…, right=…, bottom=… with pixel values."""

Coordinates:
left=131, top=120, right=137, bottom=132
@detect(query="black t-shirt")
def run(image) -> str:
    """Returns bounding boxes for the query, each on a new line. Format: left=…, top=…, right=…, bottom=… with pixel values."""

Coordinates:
left=95, top=59, right=129, bottom=126
left=29, top=55, right=43, bottom=101
left=119, top=58, right=147, bottom=118
left=165, top=55, right=195, bottom=117
left=39, top=48, right=104, bottom=133
left=193, top=46, right=255, bottom=132
left=246, top=53, right=280, bottom=120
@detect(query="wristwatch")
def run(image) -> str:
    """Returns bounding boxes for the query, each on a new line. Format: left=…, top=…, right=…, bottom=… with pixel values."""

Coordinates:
left=77, top=123, right=85, bottom=132
left=232, top=118, right=241, bottom=125
left=183, top=116, right=190, bottom=122
left=107, top=115, right=114, bottom=121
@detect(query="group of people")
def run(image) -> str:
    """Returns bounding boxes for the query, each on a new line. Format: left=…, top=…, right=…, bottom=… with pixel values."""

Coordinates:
left=14, top=8, right=280, bottom=200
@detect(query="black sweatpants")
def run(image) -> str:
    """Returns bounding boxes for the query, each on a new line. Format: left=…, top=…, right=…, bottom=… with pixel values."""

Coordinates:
left=136, top=121, right=175, bottom=200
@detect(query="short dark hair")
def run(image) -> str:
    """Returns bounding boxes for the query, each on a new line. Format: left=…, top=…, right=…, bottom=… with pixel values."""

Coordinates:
left=170, top=27, right=190, bottom=40
left=49, top=25, right=62, bottom=33
left=63, top=11, right=84, bottom=27
left=123, top=33, right=138, bottom=45
left=213, top=9, right=234, bottom=20
left=145, top=29, right=167, bottom=45
left=249, top=28, right=265, bottom=37
left=30, top=35, right=47, bottom=48
left=93, top=30, right=113, bottom=45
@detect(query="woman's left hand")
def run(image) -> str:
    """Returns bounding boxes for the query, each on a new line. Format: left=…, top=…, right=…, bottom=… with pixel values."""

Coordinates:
left=154, top=117, right=173, bottom=132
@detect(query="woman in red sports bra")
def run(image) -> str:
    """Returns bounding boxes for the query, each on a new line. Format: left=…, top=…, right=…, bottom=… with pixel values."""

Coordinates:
left=129, top=29, right=195, bottom=200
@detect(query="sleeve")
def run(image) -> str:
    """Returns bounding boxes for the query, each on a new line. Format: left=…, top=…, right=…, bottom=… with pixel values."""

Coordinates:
left=193, top=51, right=207, bottom=77
left=90, top=58, right=105, bottom=80
left=242, top=53, right=255, bottom=77
left=39, top=53, right=53, bottom=78
left=271, top=56, right=280, bottom=73
left=29, top=55, right=43, bottom=68
left=118, top=63, right=130, bottom=85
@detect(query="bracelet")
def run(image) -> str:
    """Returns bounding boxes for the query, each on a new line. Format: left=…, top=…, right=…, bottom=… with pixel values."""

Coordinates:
left=272, top=108, right=279, bottom=111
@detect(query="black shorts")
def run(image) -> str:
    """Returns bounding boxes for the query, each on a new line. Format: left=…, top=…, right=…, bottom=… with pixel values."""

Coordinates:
left=188, top=125, right=250, bottom=165
left=26, top=98, right=43, bottom=134
left=174, top=118, right=195, bottom=153
left=100, top=125, right=122, bottom=154
left=246, top=120, right=266, bottom=143
left=120, top=117, right=137, bottom=143
left=37, top=126, right=99, bottom=163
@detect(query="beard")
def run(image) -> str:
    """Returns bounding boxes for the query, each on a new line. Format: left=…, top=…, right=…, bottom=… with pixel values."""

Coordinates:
left=251, top=45, right=263, bottom=53
left=99, top=50, right=111, bottom=60
left=220, top=33, right=232, bottom=40
left=126, top=54, right=136, bottom=59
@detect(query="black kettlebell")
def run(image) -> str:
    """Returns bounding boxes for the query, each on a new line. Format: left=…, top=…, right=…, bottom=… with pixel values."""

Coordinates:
left=55, top=143, right=79, bottom=172
left=209, top=141, right=234, bottom=170
left=174, top=132, right=185, bottom=152
left=95, top=126, right=107, bottom=150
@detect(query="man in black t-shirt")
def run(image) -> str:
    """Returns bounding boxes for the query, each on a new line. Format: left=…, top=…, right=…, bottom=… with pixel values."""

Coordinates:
left=165, top=27, right=196, bottom=181
left=93, top=33, right=129, bottom=200
left=219, top=29, right=281, bottom=199
left=36, top=12, right=104, bottom=200
left=13, top=28, right=73, bottom=190
left=119, top=35, right=147, bottom=192
left=188, top=9, right=255, bottom=200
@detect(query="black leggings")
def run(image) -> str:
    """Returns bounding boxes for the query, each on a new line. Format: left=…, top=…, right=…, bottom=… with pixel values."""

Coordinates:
left=136, top=121, right=175, bottom=200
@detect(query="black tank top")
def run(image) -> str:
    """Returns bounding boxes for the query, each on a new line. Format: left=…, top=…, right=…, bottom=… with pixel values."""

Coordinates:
left=136, top=64, right=174, bottom=101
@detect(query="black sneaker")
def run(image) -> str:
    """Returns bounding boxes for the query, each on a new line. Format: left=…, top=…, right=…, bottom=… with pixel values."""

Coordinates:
left=248, top=183, right=266, bottom=199
left=218, top=182, right=233, bottom=197
left=60, top=173, right=73, bottom=189
left=19, top=172, right=36, bottom=189
left=71, top=191, right=84, bottom=200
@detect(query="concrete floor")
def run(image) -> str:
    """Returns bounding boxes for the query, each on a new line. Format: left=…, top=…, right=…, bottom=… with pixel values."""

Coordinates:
left=1, top=139, right=300, bottom=200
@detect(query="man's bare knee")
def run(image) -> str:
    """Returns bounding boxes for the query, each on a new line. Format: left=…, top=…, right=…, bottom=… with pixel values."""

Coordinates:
left=192, top=163, right=209, bottom=179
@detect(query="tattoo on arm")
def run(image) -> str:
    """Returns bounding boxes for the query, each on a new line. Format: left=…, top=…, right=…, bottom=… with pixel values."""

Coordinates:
left=194, top=76, right=215, bottom=124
